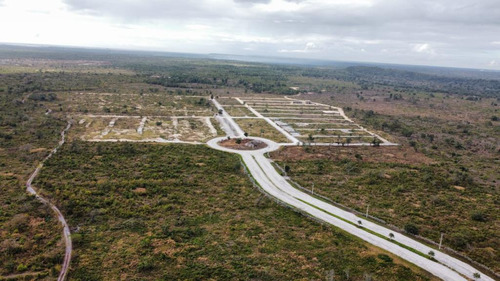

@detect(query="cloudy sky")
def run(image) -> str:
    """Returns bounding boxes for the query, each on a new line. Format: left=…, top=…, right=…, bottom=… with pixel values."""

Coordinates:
left=1, top=0, right=499, bottom=69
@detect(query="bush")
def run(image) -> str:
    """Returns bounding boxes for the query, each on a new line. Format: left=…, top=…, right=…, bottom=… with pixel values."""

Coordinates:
left=401, top=127, right=414, bottom=137
left=471, top=212, right=487, bottom=222
left=377, top=254, right=393, bottom=263
left=404, top=223, right=419, bottom=235
left=17, top=263, right=28, bottom=272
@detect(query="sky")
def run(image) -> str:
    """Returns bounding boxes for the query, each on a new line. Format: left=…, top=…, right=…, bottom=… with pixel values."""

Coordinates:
left=0, top=0, right=499, bottom=70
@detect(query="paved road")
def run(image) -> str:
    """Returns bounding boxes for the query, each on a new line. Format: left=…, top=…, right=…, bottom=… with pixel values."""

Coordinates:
left=211, top=98, right=245, bottom=137
left=208, top=120, right=494, bottom=281
left=26, top=121, right=72, bottom=281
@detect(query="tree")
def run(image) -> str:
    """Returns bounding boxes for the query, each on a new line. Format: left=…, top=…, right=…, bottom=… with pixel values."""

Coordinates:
left=308, top=134, right=314, bottom=143
left=389, top=233, right=394, bottom=239
left=284, top=165, right=291, bottom=174
left=428, top=250, right=435, bottom=257
left=473, top=273, right=481, bottom=279
left=244, top=132, right=248, bottom=137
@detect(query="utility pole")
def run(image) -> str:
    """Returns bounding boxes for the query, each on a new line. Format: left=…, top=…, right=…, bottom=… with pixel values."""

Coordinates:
left=365, top=204, right=370, bottom=218
left=439, top=233, right=444, bottom=250
left=311, top=183, right=314, bottom=195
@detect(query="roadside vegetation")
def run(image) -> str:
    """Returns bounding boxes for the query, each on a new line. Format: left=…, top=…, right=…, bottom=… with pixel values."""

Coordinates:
left=273, top=89, right=500, bottom=272
left=33, top=142, right=436, bottom=280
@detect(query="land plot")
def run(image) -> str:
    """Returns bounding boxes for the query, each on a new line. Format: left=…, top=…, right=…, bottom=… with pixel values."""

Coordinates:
left=104, top=117, right=143, bottom=140
left=295, top=128, right=372, bottom=137
left=298, top=135, right=376, bottom=144
left=216, top=97, right=243, bottom=106
left=265, top=112, right=340, bottom=119
left=142, top=118, right=176, bottom=140
left=176, top=118, right=218, bottom=142
left=235, top=118, right=290, bottom=143
left=79, top=117, right=114, bottom=140
left=77, top=116, right=219, bottom=143
left=55, top=93, right=215, bottom=116
left=222, top=105, right=256, bottom=117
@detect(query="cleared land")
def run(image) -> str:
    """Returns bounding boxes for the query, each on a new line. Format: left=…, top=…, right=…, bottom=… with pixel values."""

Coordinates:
left=75, top=115, right=220, bottom=143
left=234, top=96, right=391, bottom=146
left=234, top=118, right=290, bottom=143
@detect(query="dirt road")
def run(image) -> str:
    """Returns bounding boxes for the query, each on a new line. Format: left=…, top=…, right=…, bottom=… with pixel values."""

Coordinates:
left=26, top=121, right=72, bottom=281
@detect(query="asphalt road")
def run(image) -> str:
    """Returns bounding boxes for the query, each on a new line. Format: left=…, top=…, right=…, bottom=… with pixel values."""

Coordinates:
left=208, top=105, right=494, bottom=281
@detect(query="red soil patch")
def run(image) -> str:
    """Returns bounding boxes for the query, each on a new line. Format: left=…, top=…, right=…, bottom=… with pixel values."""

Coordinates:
left=271, top=145, right=434, bottom=165
left=218, top=138, right=268, bottom=150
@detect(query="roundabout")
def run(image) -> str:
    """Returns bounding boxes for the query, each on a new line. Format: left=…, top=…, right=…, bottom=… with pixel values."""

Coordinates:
left=206, top=136, right=281, bottom=154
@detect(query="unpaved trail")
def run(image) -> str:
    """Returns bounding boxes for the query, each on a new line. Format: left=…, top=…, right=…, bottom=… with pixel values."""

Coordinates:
left=204, top=117, right=218, bottom=136
left=137, top=116, right=147, bottom=135
left=26, top=121, right=72, bottom=281
left=101, top=117, right=118, bottom=136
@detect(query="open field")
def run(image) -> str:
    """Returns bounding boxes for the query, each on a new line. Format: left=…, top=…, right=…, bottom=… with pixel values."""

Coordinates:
left=33, top=142, right=437, bottom=281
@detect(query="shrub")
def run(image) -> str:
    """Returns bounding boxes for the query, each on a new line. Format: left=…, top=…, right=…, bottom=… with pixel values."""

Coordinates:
left=17, top=263, right=28, bottom=272
left=377, top=254, right=393, bottom=263
left=404, top=223, right=419, bottom=235
left=471, top=212, right=487, bottom=222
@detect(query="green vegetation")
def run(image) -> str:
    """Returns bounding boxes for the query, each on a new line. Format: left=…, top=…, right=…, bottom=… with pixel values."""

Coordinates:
left=33, top=142, right=436, bottom=280
left=273, top=88, right=499, bottom=272
left=0, top=175, right=63, bottom=279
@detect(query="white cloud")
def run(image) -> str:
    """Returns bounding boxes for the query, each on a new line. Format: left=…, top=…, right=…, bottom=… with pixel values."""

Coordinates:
left=412, top=43, right=436, bottom=55
left=279, top=41, right=320, bottom=53
left=0, top=0, right=499, bottom=69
